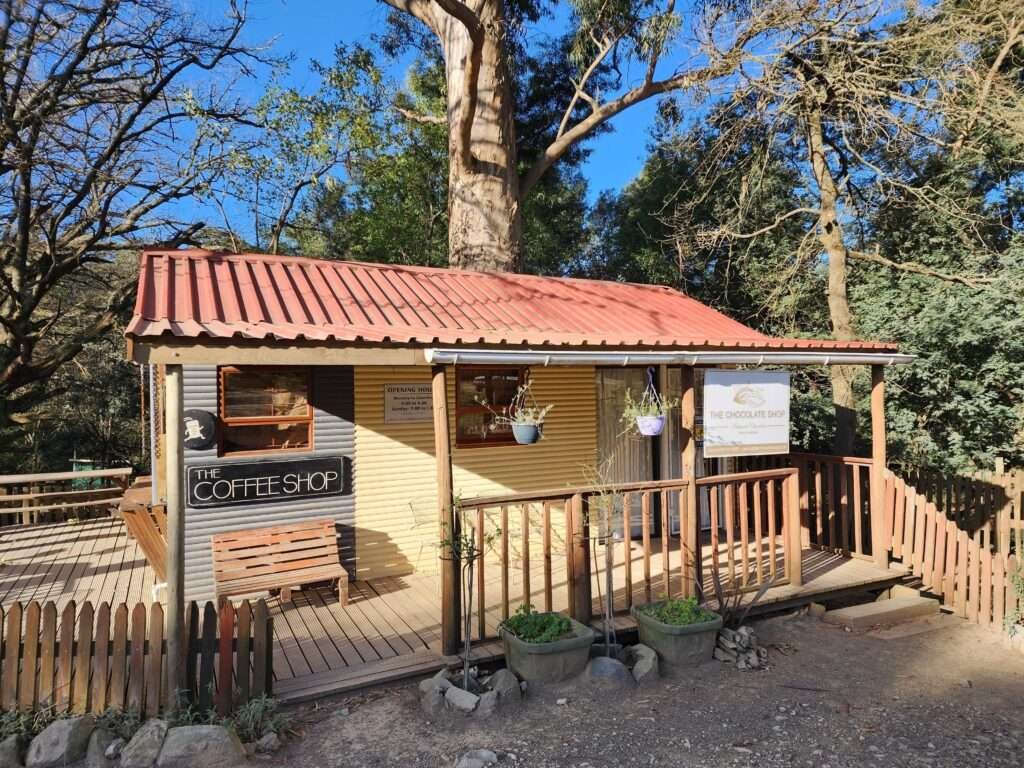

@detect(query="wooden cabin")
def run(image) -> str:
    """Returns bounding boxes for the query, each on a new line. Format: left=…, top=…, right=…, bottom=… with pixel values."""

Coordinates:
left=126, top=248, right=914, bottom=699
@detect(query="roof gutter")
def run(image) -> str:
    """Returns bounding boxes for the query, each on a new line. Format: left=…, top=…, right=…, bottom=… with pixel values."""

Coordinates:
left=424, top=348, right=915, bottom=367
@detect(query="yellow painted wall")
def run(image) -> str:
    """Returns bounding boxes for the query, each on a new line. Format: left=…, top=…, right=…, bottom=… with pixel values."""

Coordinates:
left=352, top=365, right=598, bottom=579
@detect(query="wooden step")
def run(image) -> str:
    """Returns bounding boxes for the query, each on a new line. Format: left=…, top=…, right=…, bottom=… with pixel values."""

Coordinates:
left=823, top=596, right=939, bottom=630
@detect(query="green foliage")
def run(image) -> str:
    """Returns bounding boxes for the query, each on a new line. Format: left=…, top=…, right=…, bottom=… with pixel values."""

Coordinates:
left=621, top=386, right=678, bottom=421
left=95, top=709, right=143, bottom=741
left=500, top=604, right=573, bottom=644
left=0, top=709, right=59, bottom=741
left=225, top=696, right=291, bottom=743
left=636, top=597, right=718, bottom=627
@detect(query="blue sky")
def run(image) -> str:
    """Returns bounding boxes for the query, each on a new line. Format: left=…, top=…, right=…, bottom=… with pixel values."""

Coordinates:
left=228, top=0, right=663, bottom=200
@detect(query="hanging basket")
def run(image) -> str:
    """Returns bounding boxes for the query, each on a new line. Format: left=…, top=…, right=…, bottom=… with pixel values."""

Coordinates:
left=511, top=423, right=542, bottom=445
left=635, top=415, right=665, bottom=437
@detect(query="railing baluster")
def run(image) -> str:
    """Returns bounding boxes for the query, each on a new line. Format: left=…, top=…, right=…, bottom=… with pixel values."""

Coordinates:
left=724, top=482, right=736, bottom=588
left=477, top=507, right=486, bottom=641
left=753, top=480, right=764, bottom=584
left=521, top=504, right=531, bottom=609
left=738, top=481, right=750, bottom=587
left=710, top=486, right=720, bottom=589
left=661, top=490, right=670, bottom=598
left=814, top=462, right=824, bottom=545
left=767, top=478, right=777, bottom=578
left=542, top=502, right=552, bottom=612
left=840, top=465, right=850, bottom=552
left=641, top=492, right=652, bottom=604
left=500, top=505, right=509, bottom=621
left=853, top=465, right=864, bottom=555
left=622, top=492, right=632, bottom=610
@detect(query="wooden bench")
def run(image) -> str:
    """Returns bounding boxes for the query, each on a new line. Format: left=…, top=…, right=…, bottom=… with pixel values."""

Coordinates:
left=121, top=502, right=168, bottom=584
left=212, top=518, right=349, bottom=604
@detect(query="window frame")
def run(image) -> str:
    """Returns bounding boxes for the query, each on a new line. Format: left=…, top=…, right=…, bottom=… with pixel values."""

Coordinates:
left=217, top=366, right=315, bottom=457
left=454, top=366, right=528, bottom=449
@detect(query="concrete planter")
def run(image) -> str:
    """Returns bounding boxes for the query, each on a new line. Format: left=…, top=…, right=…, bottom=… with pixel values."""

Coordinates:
left=500, top=615, right=594, bottom=684
left=631, top=603, right=723, bottom=671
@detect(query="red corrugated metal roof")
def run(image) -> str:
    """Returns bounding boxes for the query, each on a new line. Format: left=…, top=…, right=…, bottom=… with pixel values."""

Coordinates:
left=127, top=249, right=899, bottom=352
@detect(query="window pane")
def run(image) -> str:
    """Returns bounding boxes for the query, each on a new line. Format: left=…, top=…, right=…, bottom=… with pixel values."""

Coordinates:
left=222, top=422, right=311, bottom=453
left=457, top=371, right=490, bottom=407
left=224, top=369, right=309, bottom=418
left=489, top=372, right=520, bottom=408
left=456, top=413, right=513, bottom=443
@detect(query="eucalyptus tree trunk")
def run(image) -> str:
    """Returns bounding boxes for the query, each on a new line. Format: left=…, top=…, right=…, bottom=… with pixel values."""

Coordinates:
left=806, top=105, right=858, bottom=455
left=436, top=1, right=522, bottom=271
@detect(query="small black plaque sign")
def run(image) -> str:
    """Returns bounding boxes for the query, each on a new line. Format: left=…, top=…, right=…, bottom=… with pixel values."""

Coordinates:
left=186, top=457, right=347, bottom=509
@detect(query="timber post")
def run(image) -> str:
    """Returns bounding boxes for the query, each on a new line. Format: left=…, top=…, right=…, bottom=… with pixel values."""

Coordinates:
left=870, top=365, right=889, bottom=570
left=432, top=365, right=460, bottom=656
left=785, top=469, right=803, bottom=586
left=164, top=364, right=185, bottom=711
left=569, top=492, right=591, bottom=623
left=679, top=365, right=699, bottom=599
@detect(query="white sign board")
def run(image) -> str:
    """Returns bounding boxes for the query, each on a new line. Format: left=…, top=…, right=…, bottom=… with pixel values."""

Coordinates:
left=703, top=370, right=790, bottom=458
left=384, top=383, right=433, bottom=424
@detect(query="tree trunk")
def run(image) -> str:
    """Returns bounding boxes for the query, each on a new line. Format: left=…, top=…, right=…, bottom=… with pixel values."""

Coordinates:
left=437, top=0, right=522, bottom=271
left=806, top=105, right=857, bottom=455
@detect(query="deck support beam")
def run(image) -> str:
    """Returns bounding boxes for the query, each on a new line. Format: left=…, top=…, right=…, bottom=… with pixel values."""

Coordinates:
left=164, top=364, right=185, bottom=711
left=870, top=365, right=889, bottom=570
left=679, top=365, right=699, bottom=599
left=433, top=365, right=460, bottom=656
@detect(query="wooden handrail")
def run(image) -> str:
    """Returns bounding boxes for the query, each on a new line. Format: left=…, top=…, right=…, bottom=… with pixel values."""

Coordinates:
left=459, top=478, right=689, bottom=509
left=0, top=467, right=132, bottom=484
left=696, top=467, right=797, bottom=486
left=791, top=452, right=873, bottom=467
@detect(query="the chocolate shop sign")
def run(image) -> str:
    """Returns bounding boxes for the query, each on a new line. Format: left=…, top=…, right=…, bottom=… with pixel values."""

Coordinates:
left=186, top=457, right=347, bottom=508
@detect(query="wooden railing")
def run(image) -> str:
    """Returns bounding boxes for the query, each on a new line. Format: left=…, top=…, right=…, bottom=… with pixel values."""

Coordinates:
left=0, top=468, right=132, bottom=526
left=739, top=453, right=876, bottom=560
left=884, top=470, right=1022, bottom=631
left=457, top=479, right=695, bottom=638
left=0, top=599, right=272, bottom=718
left=697, top=467, right=802, bottom=592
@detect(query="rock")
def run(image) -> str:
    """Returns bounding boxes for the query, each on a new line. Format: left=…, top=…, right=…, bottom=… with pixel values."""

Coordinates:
left=556, top=698, right=568, bottom=706
left=960, top=678, right=973, bottom=689
left=0, top=734, right=25, bottom=768
left=254, top=732, right=282, bottom=754
left=474, top=691, right=498, bottom=719
left=809, top=602, right=827, bottom=618
left=714, top=646, right=738, bottom=663
left=155, top=725, right=247, bottom=768
left=119, top=719, right=168, bottom=768
left=444, top=685, right=480, bottom=714
left=418, top=674, right=451, bottom=695
left=421, top=684, right=447, bottom=717
left=104, top=739, right=125, bottom=761
left=86, top=728, right=114, bottom=768
left=626, top=644, right=659, bottom=685
left=487, top=668, right=521, bottom=702
left=585, top=656, right=634, bottom=689
left=26, top=715, right=95, bottom=768
left=454, top=748, right=498, bottom=768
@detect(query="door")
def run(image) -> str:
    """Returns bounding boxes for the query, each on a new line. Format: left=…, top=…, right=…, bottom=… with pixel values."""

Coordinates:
left=596, top=368, right=653, bottom=538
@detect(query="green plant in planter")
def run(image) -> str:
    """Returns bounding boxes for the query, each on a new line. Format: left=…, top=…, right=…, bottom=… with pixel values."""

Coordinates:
left=621, top=385, right=679, bottom=437
left=1005, top=564, right=1023, bottom=637
left=500, top=604, right=572, bottom=644
left=637, top=597, right=718, bottom=626
left=477, top=381, right=553, bottom=436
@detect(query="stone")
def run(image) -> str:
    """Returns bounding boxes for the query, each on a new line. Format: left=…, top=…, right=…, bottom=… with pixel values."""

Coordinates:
left=584, top=656, right=634, bottom=689
left=418, top=674, right=451, bottom=695
left=454, top=749, right=498, bottom=768
left=26, top=715, right=95, bottom=768
left=421, top=684, right=447, bottom=717
left=626, top=644, right=659, bottom=685
left=474, top=691, right=499, bottom=719
left=556, top=698, right=568, bottom=706
left=104, top=739, right=125, bottom=761
left=0, top=734, right=25, bottom=768
left=254, top=732, right=282, bottom=754
left=444, top=685, right=480, bottom=714
left=86, top=728, right=114, bottom=768
left=155, top=725, right=247, bottom=768
left=487, top=668, right=521, bottom=702
left=808, top=602, right=827, bottom=618
left=119, top=719, right=168, bottom=768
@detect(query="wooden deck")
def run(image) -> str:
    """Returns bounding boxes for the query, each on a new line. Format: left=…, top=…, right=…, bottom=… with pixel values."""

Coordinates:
left=0, top=518, right=906, bottom=704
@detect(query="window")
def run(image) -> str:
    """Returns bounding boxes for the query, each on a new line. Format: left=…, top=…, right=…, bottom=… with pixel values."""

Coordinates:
left=455, top=367, right=525, bottom=448
left=219, top=367, right=313, bottom=455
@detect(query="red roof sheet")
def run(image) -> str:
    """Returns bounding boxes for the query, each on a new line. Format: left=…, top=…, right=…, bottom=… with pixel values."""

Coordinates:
left=127, top=249, right=898, bottom=352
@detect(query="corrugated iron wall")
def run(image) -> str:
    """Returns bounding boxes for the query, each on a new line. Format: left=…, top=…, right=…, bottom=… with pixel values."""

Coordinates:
left=353, top=365, right=598, bottom=579
left=181, top=365, right=355, bottom=600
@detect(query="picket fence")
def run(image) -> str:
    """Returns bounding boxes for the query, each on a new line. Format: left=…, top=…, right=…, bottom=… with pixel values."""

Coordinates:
left=884, top=470, right=1023, bottom=631
left=0, top=599, right=272, bottom=717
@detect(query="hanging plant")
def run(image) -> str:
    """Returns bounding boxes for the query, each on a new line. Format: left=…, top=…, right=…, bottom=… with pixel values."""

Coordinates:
left=477, top=381, right=554, bottom=445
left=621, top=375, right=678, bottom=437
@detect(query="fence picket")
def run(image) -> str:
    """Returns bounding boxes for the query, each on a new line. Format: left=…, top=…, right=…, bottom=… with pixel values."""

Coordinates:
left=198, top=602, right=217, bottom=712
left=20, top=602, right=40, bottom=712
left=145, top=604, right=163, bottom=718
left=57, top=602, right=75, bottom=711
left=91, top=603, right=110, bottom=714
left=109, top=604, right=128, bottom=710
left=3, top=604, right=21, bottom=710
left=236, top=602, right=251, bottom=704
left=128, top=604, right=147, bottom=714
left=73, top=602, right=94, bottom=713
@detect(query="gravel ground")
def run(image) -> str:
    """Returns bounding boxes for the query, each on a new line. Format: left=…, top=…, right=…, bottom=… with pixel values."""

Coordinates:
left=276, top=612, right=1024, bottom=767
